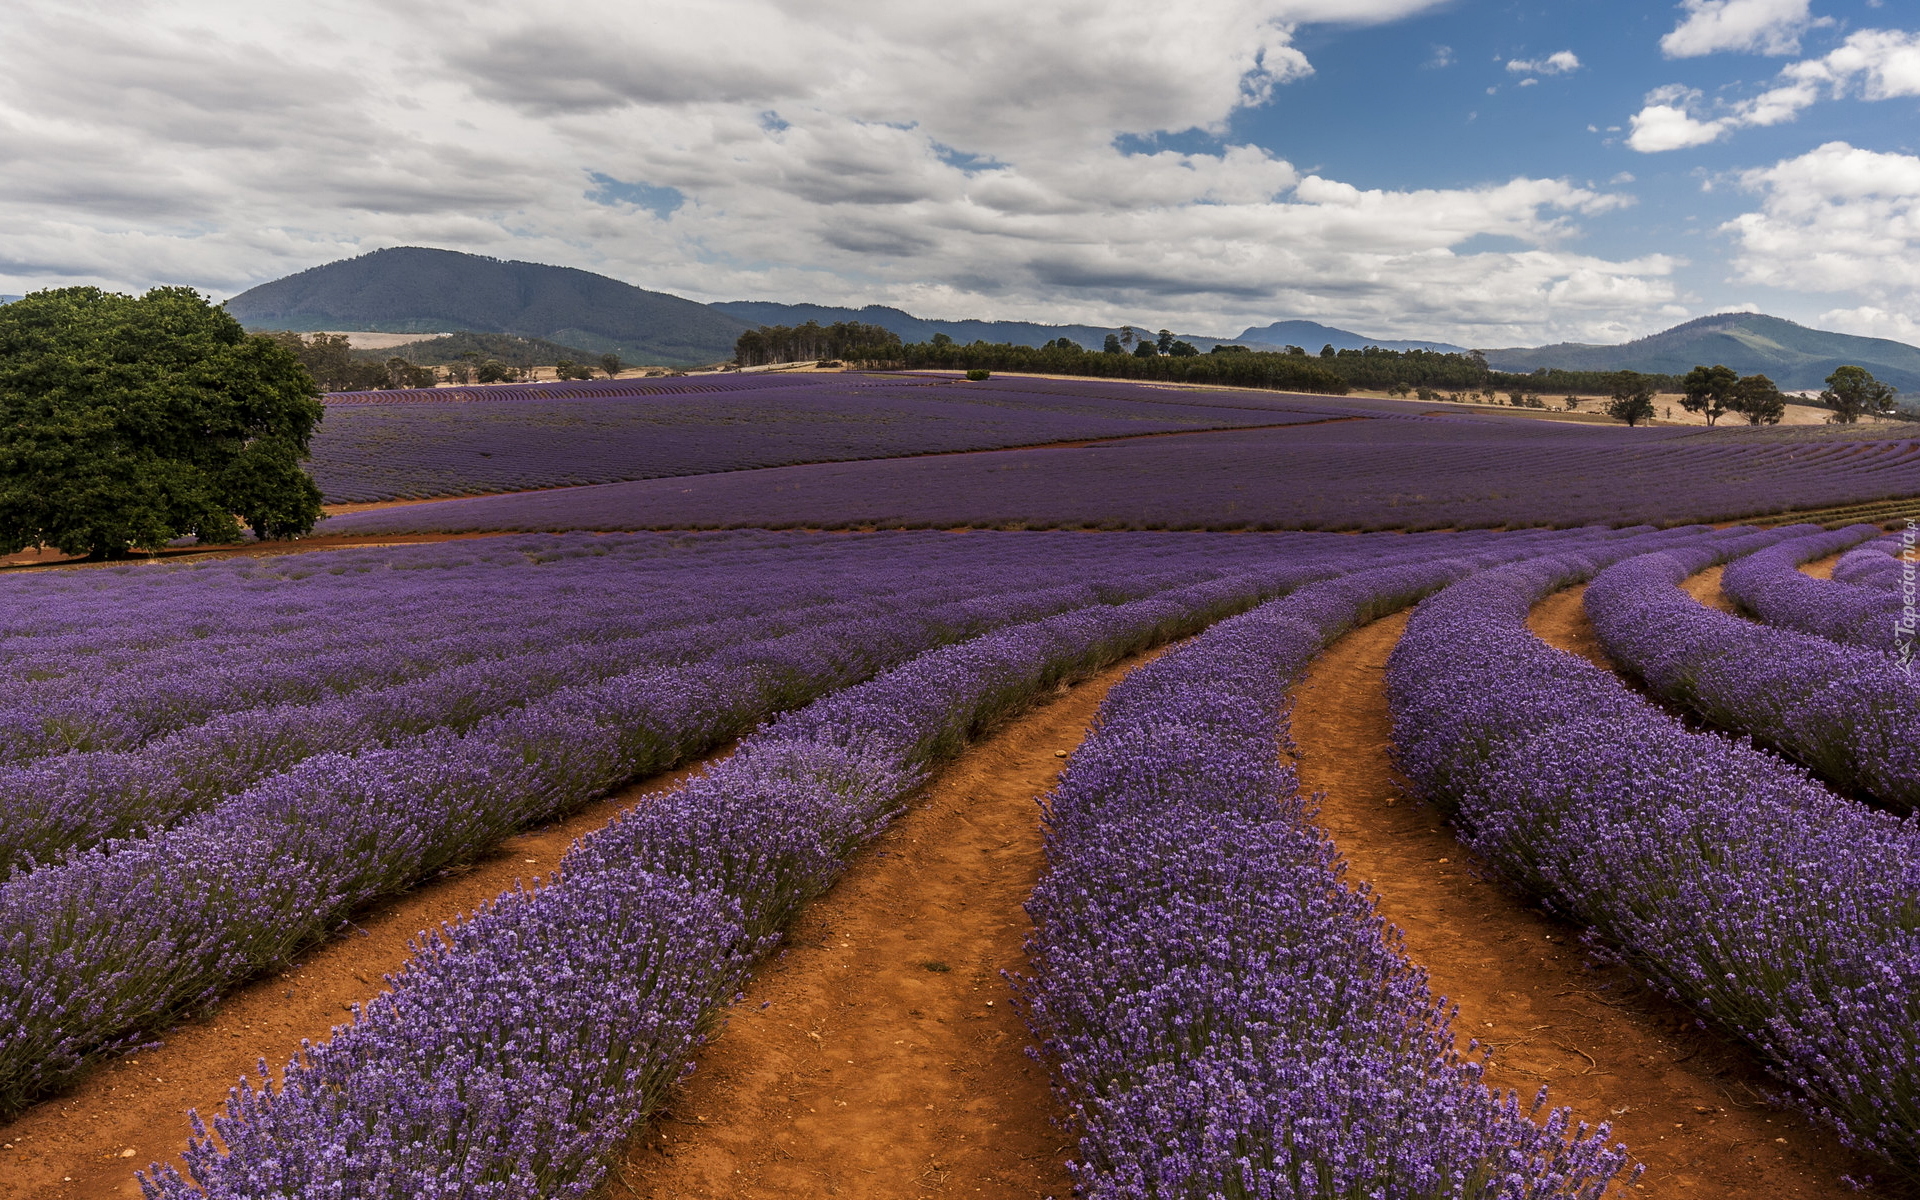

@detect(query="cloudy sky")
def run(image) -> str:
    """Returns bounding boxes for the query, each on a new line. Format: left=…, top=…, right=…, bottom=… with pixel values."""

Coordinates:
left=1, top=0, right=1915, bottom=347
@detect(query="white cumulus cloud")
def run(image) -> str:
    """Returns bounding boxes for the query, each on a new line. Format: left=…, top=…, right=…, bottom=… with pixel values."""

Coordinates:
left=1724, top=143, right=1920, bottom=315
left=1661, top=0, right=1824, bottom=58
left=1506, top=50, right=1581, bottom=75
left=1630, top=28, right=1920, bottom=151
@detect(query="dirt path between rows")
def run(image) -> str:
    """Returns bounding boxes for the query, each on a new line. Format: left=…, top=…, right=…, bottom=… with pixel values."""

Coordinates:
left=609, top=657, right=1153, bottom=1200
left=0, top=753, right=732, bottom=1200
left=1291, top=610, right=1884, bottom=1198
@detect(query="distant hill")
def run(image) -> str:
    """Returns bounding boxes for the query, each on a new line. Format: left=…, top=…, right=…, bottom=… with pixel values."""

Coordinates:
left=1483, top=313, right=1920, bottom=392
left=225, top=247, right=751, bottom=366
left=1235, top=319, right=1465, bottom=354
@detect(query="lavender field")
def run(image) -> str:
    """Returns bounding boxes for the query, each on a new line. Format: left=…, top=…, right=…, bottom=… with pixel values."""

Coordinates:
left=9, top=369, right=1920, bottom=1199
left=309, top=373, right=1352, bottom=503
left=320, top=409, right=1920, bottom=533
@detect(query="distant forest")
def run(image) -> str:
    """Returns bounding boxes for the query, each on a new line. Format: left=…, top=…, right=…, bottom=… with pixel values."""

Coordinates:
left=731, top=332, right=1677, bottom=398
left=734, top=321, right=903, bottom=367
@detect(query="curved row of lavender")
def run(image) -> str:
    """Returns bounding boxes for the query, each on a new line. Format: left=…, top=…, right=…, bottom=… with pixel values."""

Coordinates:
left=311, top=373, right=1353, bottom=503
left=319, top=417, right=1920, bottom=535
left=1017, top=545, right=1638, bottom=1200
left=0, top=537, right=1289, bottom=873
left=1586, top=541, right=1920, bottom=809
left=1387, top=538, right=1920, bottom=1185
left=131, top=537, right=1525, bottom=1199
left=1833, top=535, right=1909, bottom=590
left=1717, top=524, right=1900, bottom=653
left=3, top=532, right=1446, bottom=1114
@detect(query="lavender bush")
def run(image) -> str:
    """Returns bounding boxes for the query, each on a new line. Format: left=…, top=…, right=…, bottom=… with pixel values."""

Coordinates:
left=134, top=542, right=1509, bottom=1199
left=1389, top=541, right=1920, bottom=1184
left=1585, top=542, right=1920, bottom=808
left=1718, top=525, right=1905, bottom=653
left=1018, top=546, right=1639, bottom=1199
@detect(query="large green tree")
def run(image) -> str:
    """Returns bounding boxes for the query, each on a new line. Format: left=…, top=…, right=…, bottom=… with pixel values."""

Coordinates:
left=1820, top=364, right=1897, bottom=424
left=1680, top=363, right=1738, bottom=425
left=0, top=286, right=325, bottom=558
left=1729, top=373, right=1786, bottom=425
left=1606, top=370, right=1658, bottom=427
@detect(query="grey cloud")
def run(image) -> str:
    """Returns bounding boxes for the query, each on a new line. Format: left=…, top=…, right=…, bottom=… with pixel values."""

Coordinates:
left=451, top=29, right=815, bottom=114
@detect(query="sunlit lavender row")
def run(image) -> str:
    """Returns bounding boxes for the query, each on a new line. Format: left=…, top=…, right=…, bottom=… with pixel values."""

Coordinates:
left=1018, top=542, right=1639, bottom=1200
left=1388, top=538, right=1920, bottom=1185
left=1719, top=525, right=1908, bottom=654
left=1587, top=539, right=1920, bottom=809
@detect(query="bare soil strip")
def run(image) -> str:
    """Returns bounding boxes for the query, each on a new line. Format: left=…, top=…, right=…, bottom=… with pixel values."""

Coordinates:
left=0, top=531, right=508, bottom=572
left=0, top=754, right=731, bottom=1200
left=609, top=659, right=1154, bottom=1200
left=1292, top=610, right=1882, bottom=1198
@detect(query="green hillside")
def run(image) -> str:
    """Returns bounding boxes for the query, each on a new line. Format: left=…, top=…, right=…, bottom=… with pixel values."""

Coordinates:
left=225, top=247, right=750, bottom=366
left=1483, top=313, right=1920, bottom=392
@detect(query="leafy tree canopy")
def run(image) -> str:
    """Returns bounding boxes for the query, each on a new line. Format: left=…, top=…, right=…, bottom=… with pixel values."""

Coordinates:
left=1680, top=363, right=1739, bottom=425
left=0, top=286, right=324, bottom=558
left=1606, top=370, right=1658, bottom=427
left=1729, top=373, right=1786, bottom=425
left=1820, top=364, right=1897, bottom=424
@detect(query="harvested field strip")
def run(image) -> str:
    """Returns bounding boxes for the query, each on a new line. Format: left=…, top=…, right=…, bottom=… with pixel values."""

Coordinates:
left=609, top=655, right=1147, bottom=1198
left=1742, top=496, right=1920, bottom=529
left=1293, top=609, right=1877, bottom=1197
left=0, top=754, right=728, bottom=1200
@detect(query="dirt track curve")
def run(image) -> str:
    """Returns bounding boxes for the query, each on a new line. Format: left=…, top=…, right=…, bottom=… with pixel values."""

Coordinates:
left=1290, top=607, right=1882, bottom=1198
left=606, top=659, right=1159, bottom=1199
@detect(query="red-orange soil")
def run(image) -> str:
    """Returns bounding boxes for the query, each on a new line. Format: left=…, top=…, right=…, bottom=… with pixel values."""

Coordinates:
left=1290, top=609, right=1884, bottom=1198
left=607, top=659, right=1156, bottom=1199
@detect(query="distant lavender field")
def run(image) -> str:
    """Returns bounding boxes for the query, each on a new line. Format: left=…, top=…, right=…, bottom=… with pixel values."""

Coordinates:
left=321, top=414, right=1920, bottom=533
left=310, top=373, right=1355, bottom=503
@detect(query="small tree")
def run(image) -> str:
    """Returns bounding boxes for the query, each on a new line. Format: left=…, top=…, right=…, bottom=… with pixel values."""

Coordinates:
left=1156, top=329, right=1174, bottom=353
left=1167, top=340, right=1199, bottom=357
left=1119, top=326, right=1137, bottom=348
left=0, top=286, right=324, bottom=557
left=475, top=359, right=516, bottom=383
left=1564, top=395, right=1580, bottom=410
left=1606, top=370, right=1657, bottom=427
left=1132, top=340, right=1159, bottom=358
left=1680, top=363, right=1739, bottom=425
left=1729, top=373, right=1786, bottom=425
left=1819, top=364, right=1896, bottom=423
left=599, top=352, right=623, bottom=377
left=1102, top=333, right=1123, bottom=354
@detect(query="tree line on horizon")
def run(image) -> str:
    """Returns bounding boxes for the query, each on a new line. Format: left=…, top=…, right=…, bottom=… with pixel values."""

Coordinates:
left=731, top=324, right=1904, bottom=426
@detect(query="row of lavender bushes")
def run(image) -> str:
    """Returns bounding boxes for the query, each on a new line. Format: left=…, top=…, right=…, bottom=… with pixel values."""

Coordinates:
left=1717, top=524, right=1898, bottom=653
left=1585, top=536, right=1920, bottom=810
left=1387, top=539, right=1920, bottom=1185
left=1832, top=535, right=1909, bottom=590
left=3, top=553, right=1352, bottom=1115
left=1016, top=547, right=1638, bottom=1200
left=0, top=565, right=1225, bottom=874
left=0, top=531, right=1244, bottom=766
left=134, top=545, right=1459, bottom=1198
